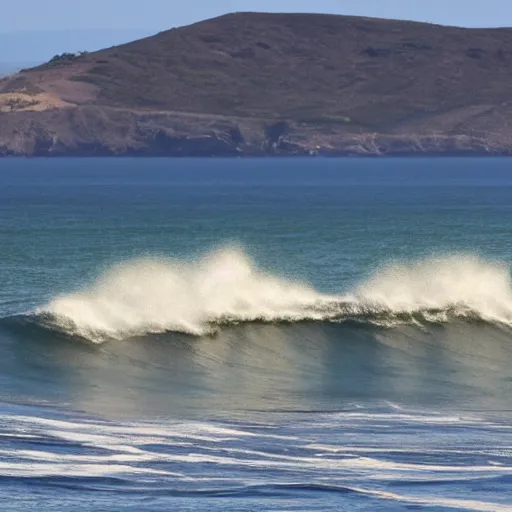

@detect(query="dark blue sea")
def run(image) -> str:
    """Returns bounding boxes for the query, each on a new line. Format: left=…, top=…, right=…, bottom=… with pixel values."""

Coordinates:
left=1, top=157, right=512, bottom=511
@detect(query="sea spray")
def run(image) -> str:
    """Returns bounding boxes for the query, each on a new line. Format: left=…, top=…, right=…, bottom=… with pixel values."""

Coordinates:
left=40, top=247, right=335, bottom=341
left=356, top=254, right=512, bottom=318
left=38, top=248, right=512, bottom=342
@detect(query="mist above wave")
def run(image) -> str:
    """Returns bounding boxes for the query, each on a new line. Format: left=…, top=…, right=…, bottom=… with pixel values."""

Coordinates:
left=38, top=247, right=512, bottom=342
left=40, top=247, right=335, bottom=341
left=357, top=254, right=512, bottom=323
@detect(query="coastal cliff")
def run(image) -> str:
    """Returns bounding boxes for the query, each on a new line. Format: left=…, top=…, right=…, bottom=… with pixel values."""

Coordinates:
left=2, top=12, right=512, bottom=156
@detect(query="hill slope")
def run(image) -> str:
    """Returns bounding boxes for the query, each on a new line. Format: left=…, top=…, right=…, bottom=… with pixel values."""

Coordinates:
left=2, top=12, right=512, bottom=156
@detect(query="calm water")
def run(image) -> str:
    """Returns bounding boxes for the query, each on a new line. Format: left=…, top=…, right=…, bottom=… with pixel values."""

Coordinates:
left=1, top=158, right=512, bottom=511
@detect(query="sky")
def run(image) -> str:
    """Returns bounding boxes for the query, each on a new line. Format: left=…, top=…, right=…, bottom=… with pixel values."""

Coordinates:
left=2, top=1, right=512, bottom=64
left=3, top=0, right=512, bottom=32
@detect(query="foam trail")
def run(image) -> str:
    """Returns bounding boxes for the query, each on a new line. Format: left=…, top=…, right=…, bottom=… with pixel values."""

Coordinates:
left=38, top=248, right=512, bottom=342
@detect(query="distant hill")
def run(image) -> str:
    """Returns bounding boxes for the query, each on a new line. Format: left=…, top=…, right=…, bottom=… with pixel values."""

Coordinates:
left=2, top=12, right=512, bottom=156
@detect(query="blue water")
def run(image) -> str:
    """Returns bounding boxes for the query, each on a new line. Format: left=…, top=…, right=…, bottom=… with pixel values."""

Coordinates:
left=1, top=158, right=512, bottom=511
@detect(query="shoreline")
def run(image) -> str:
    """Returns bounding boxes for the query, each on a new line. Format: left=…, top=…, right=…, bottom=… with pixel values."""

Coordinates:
left=1, top=151, right=510, bottom=158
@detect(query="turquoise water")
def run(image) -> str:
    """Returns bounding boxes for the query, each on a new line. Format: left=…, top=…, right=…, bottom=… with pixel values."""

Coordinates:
left=1, top=158, right=512, bottom=510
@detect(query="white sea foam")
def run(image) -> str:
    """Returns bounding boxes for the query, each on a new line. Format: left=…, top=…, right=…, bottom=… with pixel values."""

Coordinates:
left=356, top=254, right=512, bottom=322
left=40, top=246, right=335, bottom=341
left=3, top=406, right=512, bottom=507
left=347, top=486, right=512, bottom=512
left=38, top=248, right=512, bottom=342
left=0, top=461, right=173, bottom=478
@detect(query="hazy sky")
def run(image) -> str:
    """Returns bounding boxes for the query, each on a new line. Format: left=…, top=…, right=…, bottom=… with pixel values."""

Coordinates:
left=3, top=0, right=512, bottom=32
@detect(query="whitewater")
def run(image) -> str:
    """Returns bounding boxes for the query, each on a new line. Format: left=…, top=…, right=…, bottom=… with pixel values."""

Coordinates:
left=36, top=247, right=512, bottom=342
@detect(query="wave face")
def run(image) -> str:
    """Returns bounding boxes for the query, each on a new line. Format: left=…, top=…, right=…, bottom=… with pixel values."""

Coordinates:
left=37, top=248, right=512, bottom=342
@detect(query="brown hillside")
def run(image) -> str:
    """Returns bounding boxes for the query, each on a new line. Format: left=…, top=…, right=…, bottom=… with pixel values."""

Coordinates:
left=2, top=12, right=512, bottom=156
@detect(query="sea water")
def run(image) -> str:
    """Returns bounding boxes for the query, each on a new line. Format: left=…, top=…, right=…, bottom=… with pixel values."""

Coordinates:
left=1, top=157, right=512, bottom=510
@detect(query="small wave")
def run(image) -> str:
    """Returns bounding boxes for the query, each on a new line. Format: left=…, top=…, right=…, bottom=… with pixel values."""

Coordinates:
left=30, top=247, right=512, bottom=342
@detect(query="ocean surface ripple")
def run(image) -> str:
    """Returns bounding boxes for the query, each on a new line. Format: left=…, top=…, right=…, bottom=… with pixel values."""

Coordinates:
left=1, top=403, right=511, bottom=512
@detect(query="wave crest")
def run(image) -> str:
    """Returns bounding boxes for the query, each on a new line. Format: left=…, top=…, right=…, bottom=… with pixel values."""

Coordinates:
left=37, top=249, right=512, bottom=342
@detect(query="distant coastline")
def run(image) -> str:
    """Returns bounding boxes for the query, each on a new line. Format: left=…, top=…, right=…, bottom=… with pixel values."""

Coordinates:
left=2, top=12, right=512, bottom=157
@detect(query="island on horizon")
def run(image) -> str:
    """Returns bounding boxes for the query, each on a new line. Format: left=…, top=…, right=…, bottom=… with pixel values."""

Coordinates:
left=1, top=11, right=512, bottom=157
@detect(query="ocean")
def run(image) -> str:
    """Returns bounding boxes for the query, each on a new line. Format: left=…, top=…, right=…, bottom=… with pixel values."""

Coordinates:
left=1, top=157, right=512, bottom=511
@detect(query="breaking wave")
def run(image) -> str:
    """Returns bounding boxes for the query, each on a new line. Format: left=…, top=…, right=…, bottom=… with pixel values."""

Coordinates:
left=32, top=247, right=512, bottom=342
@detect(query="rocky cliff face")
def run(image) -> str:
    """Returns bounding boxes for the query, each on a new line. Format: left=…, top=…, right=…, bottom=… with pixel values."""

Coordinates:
left=2, top=13, right=512, bottom=157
